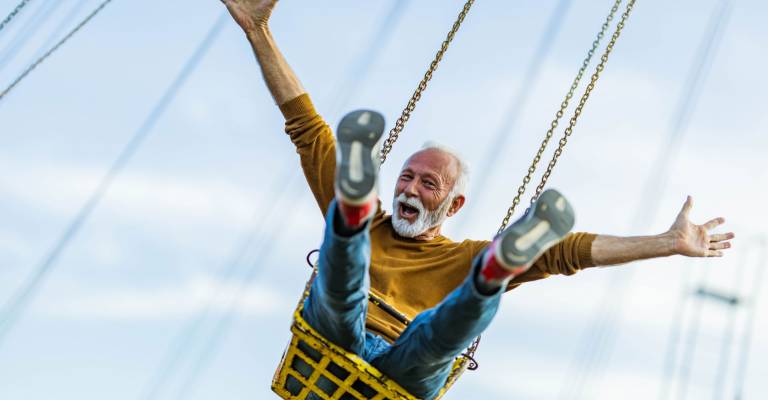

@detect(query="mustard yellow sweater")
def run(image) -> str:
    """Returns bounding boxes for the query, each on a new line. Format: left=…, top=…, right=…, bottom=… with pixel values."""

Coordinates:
left=280, top=94, right=597, bottom=343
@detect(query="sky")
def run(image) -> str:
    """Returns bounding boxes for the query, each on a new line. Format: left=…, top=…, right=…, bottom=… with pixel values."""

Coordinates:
left=0, top=0, right=766, bottom=399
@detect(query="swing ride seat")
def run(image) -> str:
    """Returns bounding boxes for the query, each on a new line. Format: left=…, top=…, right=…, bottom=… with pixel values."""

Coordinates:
left=271, top=302, right=469, bottom=400
left=271, top=263, right=473, bottom=400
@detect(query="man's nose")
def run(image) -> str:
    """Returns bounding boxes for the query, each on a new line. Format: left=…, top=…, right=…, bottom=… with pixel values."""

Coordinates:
left=403, top=179, right=419, bottom=197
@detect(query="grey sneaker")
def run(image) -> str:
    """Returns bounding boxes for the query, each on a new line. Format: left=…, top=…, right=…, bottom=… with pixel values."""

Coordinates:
left=334, top=110, right=385, bottom=227
left=480, top=189, right=576, bottom=283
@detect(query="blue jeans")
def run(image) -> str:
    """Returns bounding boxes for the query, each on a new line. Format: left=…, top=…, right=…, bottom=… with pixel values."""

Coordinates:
left=301, top=201, right=502, bottom=400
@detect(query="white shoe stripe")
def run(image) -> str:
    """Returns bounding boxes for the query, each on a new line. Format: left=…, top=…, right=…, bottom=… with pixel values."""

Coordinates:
left=349, top=141, right=364, bottom=182
left=513, top=220, right=551, bottom=252
left=555, top=196, right=566, bottom=211
left=357, top=111, right=371, bottom=125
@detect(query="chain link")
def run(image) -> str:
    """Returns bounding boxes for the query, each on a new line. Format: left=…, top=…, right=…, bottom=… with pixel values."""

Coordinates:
left=0, top=0, right=33, bottom=33
left=497, top=0, right=635, bottom=234
left=462, top=335, right=481, bottom=368
left=378, top=0, right=475, bottom=164
left=0, top=0, right=115, bottom=102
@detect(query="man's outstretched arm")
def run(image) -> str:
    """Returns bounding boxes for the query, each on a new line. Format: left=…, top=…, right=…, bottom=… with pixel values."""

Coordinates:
left=222, top=0, right=304, bottom=104
left=591, top=196, right=735, bottom=266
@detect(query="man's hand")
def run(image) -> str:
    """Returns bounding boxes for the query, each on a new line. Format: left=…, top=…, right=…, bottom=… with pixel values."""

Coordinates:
left=667, top=196, right=734, bottom=257
left=222, top=0, right=304, bottom=104
left=221, top=0, right=278, bottom=34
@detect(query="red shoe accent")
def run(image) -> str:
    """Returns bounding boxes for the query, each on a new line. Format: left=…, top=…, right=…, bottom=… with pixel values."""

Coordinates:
left=338, top=199, right=375, bottom=228
left=479, top=241, right=528, bottom=284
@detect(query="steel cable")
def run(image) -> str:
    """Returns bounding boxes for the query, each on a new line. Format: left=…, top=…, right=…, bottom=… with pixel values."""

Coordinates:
left=732, top=238, right=767, bottom=399
left=0, top=12, right=229, bottom=348
left=0, top=0, right=115, bottom=102
left=0, top=0, right=63, bottom=72
left=0, top=0, right=33, bottom=33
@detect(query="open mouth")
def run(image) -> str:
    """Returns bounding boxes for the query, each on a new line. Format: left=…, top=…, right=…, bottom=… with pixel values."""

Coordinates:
left=398, top=202, right=420, bottom=220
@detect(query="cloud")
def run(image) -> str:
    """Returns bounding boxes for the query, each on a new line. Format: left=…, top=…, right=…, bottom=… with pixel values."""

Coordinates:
left=0, top=160, right=260, bottom=228
left=40, top=276, right=291, bottom=321
left=0, top=230, right=31, bottom=263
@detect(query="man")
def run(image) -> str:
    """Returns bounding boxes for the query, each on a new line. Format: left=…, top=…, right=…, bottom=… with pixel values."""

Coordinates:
left=220, top=1, right=735, bottom=398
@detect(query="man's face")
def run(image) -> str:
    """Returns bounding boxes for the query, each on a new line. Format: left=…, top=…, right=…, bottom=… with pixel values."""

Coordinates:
left=391, top=148, right=463, bottom=237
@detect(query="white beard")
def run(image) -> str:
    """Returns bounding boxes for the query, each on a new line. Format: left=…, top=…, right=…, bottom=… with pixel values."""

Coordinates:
left=391, top=193, right=453, bottom=238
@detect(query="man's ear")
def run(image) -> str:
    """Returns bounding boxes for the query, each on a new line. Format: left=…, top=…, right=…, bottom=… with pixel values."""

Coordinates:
left=447, top=195, right=466, bottom=217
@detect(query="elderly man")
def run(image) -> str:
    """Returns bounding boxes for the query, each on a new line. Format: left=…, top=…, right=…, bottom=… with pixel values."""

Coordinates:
left=221, top=0, right=735, bottom=398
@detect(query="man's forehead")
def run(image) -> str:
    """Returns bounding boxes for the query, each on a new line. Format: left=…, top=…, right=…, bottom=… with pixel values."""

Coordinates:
left=403, top=149, right=458, bottom=177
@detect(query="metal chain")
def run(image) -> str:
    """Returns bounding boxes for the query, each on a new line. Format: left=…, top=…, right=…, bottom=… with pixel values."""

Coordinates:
left=462, top=336, right=481, bottom=369
left=0, top=0, right=32, bottom=33
left=0, top=0, right=115, bottom=102
left=497, top=0, right=635, bottom=234
left=529, top=1, right=636, bottom=206
left=378, top=0, right=475, bottom=164
left=378, top=0, right=479, bottom=370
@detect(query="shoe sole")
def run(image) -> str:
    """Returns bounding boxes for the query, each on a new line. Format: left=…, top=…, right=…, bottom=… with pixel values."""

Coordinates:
left=496, top=189, right=575, bottom=268
left=336, top=110, right=386, bottom=204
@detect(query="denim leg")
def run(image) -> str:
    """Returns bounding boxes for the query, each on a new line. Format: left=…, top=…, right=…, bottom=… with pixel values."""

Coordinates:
left=371, top=252, right=502, bottom=400
left=302, top=200, right=371, bottom=355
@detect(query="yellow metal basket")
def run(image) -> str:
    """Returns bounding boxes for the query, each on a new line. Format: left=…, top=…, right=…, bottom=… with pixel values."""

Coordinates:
left=271, top=265, right=474, bottom=400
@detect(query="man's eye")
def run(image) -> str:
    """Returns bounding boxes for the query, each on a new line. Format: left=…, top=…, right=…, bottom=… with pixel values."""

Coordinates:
left=425, top=181, right=436, bottom=188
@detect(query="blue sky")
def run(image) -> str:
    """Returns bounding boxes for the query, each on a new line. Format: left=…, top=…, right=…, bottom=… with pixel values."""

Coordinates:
left=0, top=0, right=766, bottom=399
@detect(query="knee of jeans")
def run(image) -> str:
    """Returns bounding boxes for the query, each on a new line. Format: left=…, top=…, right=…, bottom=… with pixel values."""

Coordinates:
left=306, top=293, right=366, bottom=324
left=302, top=296, right=367, bottom=354
left=394, top=311, right=458, bottom=363
left=315, top=268, right=370, bottom=300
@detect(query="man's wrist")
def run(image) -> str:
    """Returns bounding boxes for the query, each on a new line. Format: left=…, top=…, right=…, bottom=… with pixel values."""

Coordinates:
left=245, top=23, right=270, bottom=40
left=657, top=231, right=679, bottom=257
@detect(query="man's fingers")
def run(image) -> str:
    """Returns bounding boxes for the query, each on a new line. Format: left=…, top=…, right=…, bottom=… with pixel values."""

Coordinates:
left=706, top=249, right=724, bottom=257
left=710, top=232, right=735, bottom=242
left=703, top=217, right=725, bottom=230
left=679, top=195, right=693, bottom=219
left=709, top=241, right=731, bottom=251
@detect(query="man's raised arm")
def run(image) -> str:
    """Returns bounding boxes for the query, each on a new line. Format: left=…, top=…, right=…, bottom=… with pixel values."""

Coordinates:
left=222, top=0, right=304, bottom=104
left=221, top=0, right=338, bottom=216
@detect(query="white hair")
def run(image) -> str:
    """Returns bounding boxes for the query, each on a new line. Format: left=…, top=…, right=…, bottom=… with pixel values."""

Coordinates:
left=417, top=140, right=470, bottom=198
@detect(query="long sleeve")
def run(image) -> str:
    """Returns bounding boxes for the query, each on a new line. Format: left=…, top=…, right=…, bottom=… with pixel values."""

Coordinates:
left=280, top=94, right=336, bottom=217
left=509, top=232, right=598, bottom=286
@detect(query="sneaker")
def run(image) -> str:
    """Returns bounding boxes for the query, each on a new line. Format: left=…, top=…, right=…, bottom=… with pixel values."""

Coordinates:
left=479, top=189, right=575, bottom=285
left=335, top=109, right=386, bottom=228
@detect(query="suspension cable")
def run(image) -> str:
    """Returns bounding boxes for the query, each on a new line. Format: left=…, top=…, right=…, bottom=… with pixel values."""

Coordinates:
left=0, top=0, right=62, bottom=71
left=712, top=245, right=749, bottom=400
left=0, top=0, right=84, bottom=72
left=0, top=13, right=228, bottom=349
left=732, top=238, right=767, bottom=399
left=328, top=0, right=411, bottom=118
left=29, top=0, right=91, bottom=61
left=139, top=167, right=299, bottom=400
left=0, top=0, right=115, bottom=102
left=0, top=0, right=33, bottom=33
